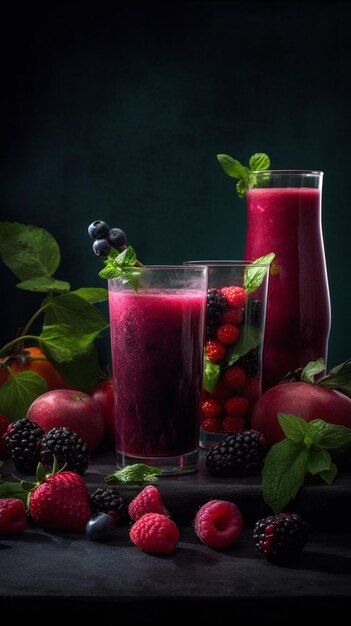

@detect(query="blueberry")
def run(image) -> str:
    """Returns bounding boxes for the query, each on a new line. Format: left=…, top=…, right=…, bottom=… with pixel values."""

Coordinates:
left=108, top=227, right=127, bottom=250
left=88, top=220, right=110, bottom=240
left=93, top=238, right=111, bottom=257
left=86, top=513, right=117, bottom=542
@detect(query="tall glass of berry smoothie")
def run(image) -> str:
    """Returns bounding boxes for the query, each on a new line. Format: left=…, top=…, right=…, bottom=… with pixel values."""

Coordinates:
left=245, top=170, right=331, bottom=390
left=108, top=266, right=208, bottom=474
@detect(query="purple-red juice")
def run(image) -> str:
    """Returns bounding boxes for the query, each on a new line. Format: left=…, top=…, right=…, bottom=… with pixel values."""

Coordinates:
left=245, top=187, right=331, bottom=389
left=109, top=288, right=206, bottom=457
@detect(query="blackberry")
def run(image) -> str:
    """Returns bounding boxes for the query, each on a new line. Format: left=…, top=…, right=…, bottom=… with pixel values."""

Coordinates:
left=90, top=487, right=128, bottom=522
left=253, top=512, right=309, bottom=563
left=4, top=418, right=44, bottom=474
left=240, top=346, right=260, bottom=377
left=248, top=298, right=263, bottom=327
left=206, top=289, right=228, bottom=339
left=206, top=430, right=266, bottom=476
left=40, top=427, right=89, bottom=475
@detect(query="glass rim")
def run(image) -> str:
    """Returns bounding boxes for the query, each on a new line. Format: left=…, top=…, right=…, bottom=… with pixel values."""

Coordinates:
left=250, top=169, right=323, bottom=177
left=109, top=264, right=208, bottom=272
left=184, top=260, right=271, bottom=267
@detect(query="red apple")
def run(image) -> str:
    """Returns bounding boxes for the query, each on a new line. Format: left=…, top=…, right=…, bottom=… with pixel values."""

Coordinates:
left=92, top=379, right=115, bottom=447
left=0, top=412, right=10, bottom=458
left=251, top=382, right=351, bottom=446
left=27, top=389, right=105, bottom=450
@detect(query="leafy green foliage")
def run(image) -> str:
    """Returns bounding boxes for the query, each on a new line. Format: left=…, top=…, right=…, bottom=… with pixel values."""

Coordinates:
left=217, top=152, right=271, bottom=197
left=0, top=371, right=48, bottom=421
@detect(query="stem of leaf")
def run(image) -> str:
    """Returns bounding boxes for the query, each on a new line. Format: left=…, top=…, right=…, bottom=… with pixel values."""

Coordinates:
left=0, top=335, right=40, bottom=357
left=19, top=303, right=49, bottom=338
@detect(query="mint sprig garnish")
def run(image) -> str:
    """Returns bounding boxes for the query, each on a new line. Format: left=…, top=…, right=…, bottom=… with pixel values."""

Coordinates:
left=98, top=245, right=143, bottom=291
left=279, top=357, right=351, bottom=400
left=105, top=463, right=163, bottom=484
left=217, top=152, right=270, bottom=197
left=203, top=358, right=221, bottom=393
left=243, top=252, right=275, bottom=294
left=262, top=413, right=351, bottom=513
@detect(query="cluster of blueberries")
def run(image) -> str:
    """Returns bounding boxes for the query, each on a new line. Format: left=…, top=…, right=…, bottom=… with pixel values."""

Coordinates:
left=88, top=220, right=126, bottom=257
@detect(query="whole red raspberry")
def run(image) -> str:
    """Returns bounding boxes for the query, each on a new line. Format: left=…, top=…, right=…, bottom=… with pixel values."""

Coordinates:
left=222, top=365, right=246, bottom=390
left=221, top=308, right=244, bottom=325
left=221, top=286, right=248, bottom=309
left=201, top=398, right=223, bottom=420
left=205, top=340, right=226, bottom=363
left=222, top=415, right=244, bottom=432
left=0, top=498, right=27, bottom=535
left=130, top=513, right=179, bottom=554
left=224, top=395, right=249, bottom=418
left=216, top=324, right=240, bottom=345
left=128, top=485, right=169, bottom=521
left=244, top=376, right=261, bottom=404
left=201, top=417, right=222, bottom=432
left=194, top=500, right=243, bottom=549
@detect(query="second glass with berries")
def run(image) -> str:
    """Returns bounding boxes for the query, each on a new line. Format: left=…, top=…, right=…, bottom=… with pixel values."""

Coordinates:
left=184, top=259, right=271, bottom=448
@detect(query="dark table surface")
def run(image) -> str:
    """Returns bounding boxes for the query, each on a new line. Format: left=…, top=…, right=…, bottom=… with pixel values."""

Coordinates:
left=1, top=451, right=351, bottom=623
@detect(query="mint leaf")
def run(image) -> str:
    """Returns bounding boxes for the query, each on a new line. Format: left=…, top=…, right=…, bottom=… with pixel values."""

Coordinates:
left=203, top=357, right=221, bottom=393
left=216, top=155, right=249, bottom=179
left=0, top=222, right=61, bottom=280
left=71, top=287, right=108, bottom=303
left=105, top=464, right=162, bottom=484
left=308, top=420, right=351, bottom=449
left=277, top=413, right=309, bottom=444
left=225, top=326, right=261, bottom=366
left=115, top=246, right=137, bottom=267
left=300, top=358, right=326, bottom=383
left=243, top=253, right=275, bottom=294
left=98, top=246, right=141, bottom=290
left=262, top=439, right=309, bottom=513
left=49, top=343, right=100, bottom=392
left=236, top=179, right=246, bottom=198
left=249, top=153, right=270, bottom=171
left=317, top=358, right=351, bottom=398
left=307, top=446, right=332, bottom=475
left=44, top=293, right=108, bottom=336
left=319, top=462, right=338, bottom=485
left=17, top=276, right=70, bottom=293
left=0, top=371, right=47, bottom=421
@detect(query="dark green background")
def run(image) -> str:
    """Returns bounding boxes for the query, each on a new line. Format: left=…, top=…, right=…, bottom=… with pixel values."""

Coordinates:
left=1, top=1, right=350, bottom=370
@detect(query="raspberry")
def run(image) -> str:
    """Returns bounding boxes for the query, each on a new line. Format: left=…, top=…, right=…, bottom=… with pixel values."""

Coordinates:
left=205, top=340, right=226, bottom=363
left=211, top=382, right=232, bottom=401
left=222, top=365, right=246, bottom=389
left=253, top=512, right=309, bottom=563
left=201, top=398, right=223, bottom=420
left=221, top=308, right=244, bottom=325
left=128, top=485, right=169, bottom=521
left=221, top=286, right=248, bottom=308
left=0, top=498, right=27, bottom=535
left=222, top=415, right=244, bottom=432
left=194, top=500, right=243, bottom=549
left=130, top=513, right=179, bottom=554
left=216, top=324, right=240, bottom=345
left=224, top=395, right=249, bottom=417
left=243, top=376, right=261, bottom=404
left=201, top=417, right=222, bottom=432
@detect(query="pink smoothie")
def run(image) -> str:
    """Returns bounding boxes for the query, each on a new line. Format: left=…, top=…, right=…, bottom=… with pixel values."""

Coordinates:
left=109, top=288, right=206, bottom=457
left=245, top=187, right=331, bottom=389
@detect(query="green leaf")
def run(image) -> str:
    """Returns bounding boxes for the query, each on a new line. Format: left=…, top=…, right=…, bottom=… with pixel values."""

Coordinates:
left=0, top=371, right=47, bottom=421
left=0, top=222, right=61, bottom=280
left=277, top=413, right=309, bottom=444
left=307, top=446, right=332, bottom=475
left=216, top=154, right=249, bottom=179
left=249, top=153, right=270, bottom=171
left=319, top=462, right=338, bottom=485
left=300, top=358, right=326, bottom=384
left=44, top=293, right=108, bottom=336
left=39, top=325, right=100, bottom=362
left=98, top=246, right=141, bottom=289
left=308, top=420, right=351, bottom=449
left=17, top=276, right=70, bottom=293
left=71, top=287, right=108, bottom=303
left=317, top=358, right=351, bottom=398
left=115, top=246, right=137, bottom=267
left=225, top=325, right=261, bottom=366
left=0, top=479, right=32, bottom=504
left=105, top=464, right=162, bottom=484
left=48, top=343, right=100, bottom=392
left=236, top=179, right=246, bottom=198
left=243, top=253, right=275, bottom=294
left=262, top=439, right=309, bottom=513
left=203, top=357, right=221, bottom=393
